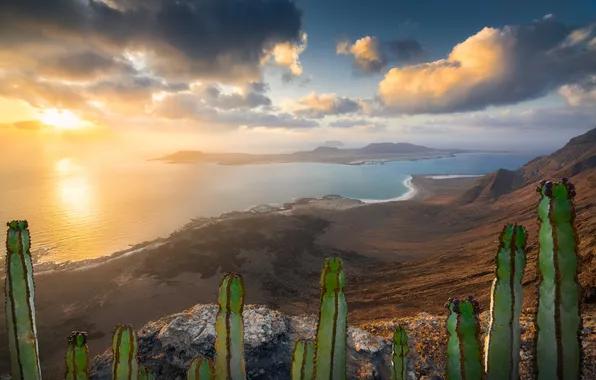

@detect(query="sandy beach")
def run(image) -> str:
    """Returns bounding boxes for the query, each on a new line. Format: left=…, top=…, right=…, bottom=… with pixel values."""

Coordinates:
left=0, top=174, right=481, bottom=377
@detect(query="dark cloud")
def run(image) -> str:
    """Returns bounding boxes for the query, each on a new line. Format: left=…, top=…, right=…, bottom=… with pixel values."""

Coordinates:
left=378, top=16, right=596, bottom=114
left=0, top=0, right=304, bottom=82
left=337, top=36, right=426, bottom=74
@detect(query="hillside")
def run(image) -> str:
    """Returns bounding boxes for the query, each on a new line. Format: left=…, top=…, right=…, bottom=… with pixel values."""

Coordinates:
left=460, top=126, right=596, bottom=203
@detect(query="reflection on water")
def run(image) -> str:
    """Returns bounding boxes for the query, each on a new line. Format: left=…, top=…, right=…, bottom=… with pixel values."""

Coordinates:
left=54, top=158, right=94, bottom=222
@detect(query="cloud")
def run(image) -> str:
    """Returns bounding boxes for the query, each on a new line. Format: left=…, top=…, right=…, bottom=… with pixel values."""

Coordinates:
left=378, top=16, right=596, bottom=115
left=292, top=92, right=362, bottom=118
left=337, top=36, right=425, bottom=73
left=151, top=90, right=317, bottom=129
left=0, top=0, right=306, bottom=83
left=558, top=76, right=596, bottom=108
left=264, top=32, right=308, bottom=79
left=12, top=120, right=48, bottom=131
left=328, top=119, right=385, bottom=130
left=191, top=83, right=272, bottom=110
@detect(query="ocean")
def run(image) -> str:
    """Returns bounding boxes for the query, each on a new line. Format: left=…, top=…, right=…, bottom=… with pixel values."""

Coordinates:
left=0, top=152, right=540, bottom=263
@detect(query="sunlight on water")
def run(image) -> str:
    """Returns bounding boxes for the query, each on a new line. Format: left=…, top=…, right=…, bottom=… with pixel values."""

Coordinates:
left=0, top=153, right=538, bottom=264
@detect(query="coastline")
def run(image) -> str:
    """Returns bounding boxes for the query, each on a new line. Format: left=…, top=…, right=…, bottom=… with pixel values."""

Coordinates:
left=18, top=173, right=480, bottom=275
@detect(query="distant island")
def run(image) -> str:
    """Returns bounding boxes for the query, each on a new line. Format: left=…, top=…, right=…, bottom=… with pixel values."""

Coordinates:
left=152, top=142, right=499, bottom=165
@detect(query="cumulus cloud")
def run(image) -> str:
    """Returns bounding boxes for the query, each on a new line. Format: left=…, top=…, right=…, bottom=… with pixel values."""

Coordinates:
left=558, top=76, right=596, bottom=108
left=292, top=92, right=363, bottom=118
left=377, top=16, right=596, bottom=114
left=263, top=32, right=308, bottom=79
left=0, top=0, right=306, bottom=83
left=337, top=36, right=425, bottom=73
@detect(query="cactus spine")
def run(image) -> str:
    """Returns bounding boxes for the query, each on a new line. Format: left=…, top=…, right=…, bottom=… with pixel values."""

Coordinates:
left=314, top=257, right=347, bottom=380
left=139, top=367, right=154, bottom=380
left=291, top=340, right=315, bottom=380
left=445, top=297, right=483, bottom=380
left=111, top=325, right=139, bottom=380
left=534, top=179, right=581, bottom=379
left=4, top=220, right=42, bottom=380
left=65, top=331, right=90, bottom=380
left=214, top=273, right=246, bottom=380
left=484, top=224, right=527, bottom=379
left=390, top=326, right=409, bottom=380
left=187, top=356, right=214, bottom=379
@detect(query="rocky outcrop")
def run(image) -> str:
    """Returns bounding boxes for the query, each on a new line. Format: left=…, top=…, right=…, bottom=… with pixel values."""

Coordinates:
left=90, top=304, right=412, bottom=379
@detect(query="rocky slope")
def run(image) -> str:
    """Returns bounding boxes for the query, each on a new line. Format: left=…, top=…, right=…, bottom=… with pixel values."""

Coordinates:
left=89, top=304, right=407, bottom=380
left=88, top=304, right=596, bottom=380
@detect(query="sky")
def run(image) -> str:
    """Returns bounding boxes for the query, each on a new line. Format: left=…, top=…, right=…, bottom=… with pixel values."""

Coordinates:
left=0, top=0, right=595, bottom=158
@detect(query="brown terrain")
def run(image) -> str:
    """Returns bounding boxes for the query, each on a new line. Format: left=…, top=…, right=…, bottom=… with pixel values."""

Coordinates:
left=1, top=127, right=595, bottom=377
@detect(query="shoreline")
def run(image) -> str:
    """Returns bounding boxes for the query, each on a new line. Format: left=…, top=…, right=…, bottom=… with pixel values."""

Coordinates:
left=19, top=173, right=480, bottom=275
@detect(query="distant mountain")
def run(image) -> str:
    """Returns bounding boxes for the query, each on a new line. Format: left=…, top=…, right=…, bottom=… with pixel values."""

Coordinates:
left=459, top=126, right=596, bottom=204
left=154, top=141, right=475, bottom=165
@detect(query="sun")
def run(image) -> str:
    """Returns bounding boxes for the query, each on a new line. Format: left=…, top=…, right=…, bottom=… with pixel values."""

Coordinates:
left=38, top=108, right=89, bottom=130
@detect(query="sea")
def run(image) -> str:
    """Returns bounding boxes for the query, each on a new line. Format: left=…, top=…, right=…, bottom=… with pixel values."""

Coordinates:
left=0, top=152, right=542, bottom=263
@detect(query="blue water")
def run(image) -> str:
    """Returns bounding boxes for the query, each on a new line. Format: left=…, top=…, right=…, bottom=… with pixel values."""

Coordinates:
left=0, top=152, right=539, bottom=262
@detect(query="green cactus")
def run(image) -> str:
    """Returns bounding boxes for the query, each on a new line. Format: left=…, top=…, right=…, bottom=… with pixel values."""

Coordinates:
left=111, top=324, right=139, bottom=380
left=187, top=356, right=214, bottom=379
left=534, top=179, right=581, bottom=380
left=445, top=297, right=484, bottom=380
left=139, top=367, right=154, bottom=380
left=314, top=257, right=347, bottom=380
left=291, top=340, right=315, bottom=380
left=214, top=273, right=246, bottom=380
left=390, top=326, right=409, bottom=380
left=4, top=220, right=42, bottom=380
left=484, top=224, right=527, bottom=379
left=65, top=331, right=90, bottom=380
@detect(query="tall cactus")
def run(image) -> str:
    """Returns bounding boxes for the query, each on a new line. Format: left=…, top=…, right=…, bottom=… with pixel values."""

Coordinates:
left=291, top=340, right=315, bottom=380
left=534, top=179, right=581, bottom=380
left=445, top=297, right=484, bottom=380
left=214, top=273, right=246, bottom=380
left=4, top=220, right=42, bottom=380
left=314, top=257, right=347, bottom=380
left=111, top=324, right=139, bottom=380
left=138, top=367, right=154, bottom=380
left=187, top=356, right=214, bottom=380
left=65, top=331, right=90, bottom=380
left=390, top=326, right=409, bottom=380
left=484, top=224, right=527, bottom=379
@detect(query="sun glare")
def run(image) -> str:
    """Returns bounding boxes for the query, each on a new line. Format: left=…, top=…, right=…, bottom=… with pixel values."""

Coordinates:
left=38, top=108, right=89, bottom=130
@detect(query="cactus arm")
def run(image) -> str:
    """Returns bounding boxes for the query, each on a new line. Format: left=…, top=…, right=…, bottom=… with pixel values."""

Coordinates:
left=484, top=224, right=527, bottom=379
left=291, top=340, right=315, bottom=380
left=446, top=301, right=462, bottom=380
left=314, top=257, right=347, bottom=380
left=445, top=298, right=483, bottom=380
left=214, top=273, right=246, bottom=380
left=4, top=220, right=42, bottom=380
left=138, top=367, right=154, bottom=380
left=390, top=326, right=409, bottom=380
left=187, top=356, right=214, bottom=380
left=535, top=179, right=581, bottom=380
left=111, top=325, right=138, bottom=380
left=65, top=332, right=90, bottom=380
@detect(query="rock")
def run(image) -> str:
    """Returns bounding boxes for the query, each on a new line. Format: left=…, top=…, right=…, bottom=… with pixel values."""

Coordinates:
left=90, top=304, right=412, bottom=379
